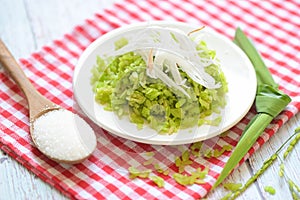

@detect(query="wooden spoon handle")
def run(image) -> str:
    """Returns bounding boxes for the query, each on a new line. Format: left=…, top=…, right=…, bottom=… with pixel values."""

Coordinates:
left=0, top=40, right=58, bottom=119
left=0, top=40, right=37, bottom=97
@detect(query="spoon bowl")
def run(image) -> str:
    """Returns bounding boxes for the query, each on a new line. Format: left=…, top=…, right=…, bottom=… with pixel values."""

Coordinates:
left=0, top=40, right=96, bottom=164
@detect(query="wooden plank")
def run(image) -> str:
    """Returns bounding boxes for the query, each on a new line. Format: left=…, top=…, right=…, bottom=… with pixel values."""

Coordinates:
left=0, top=0, right=57, bottom=199
left=207, top=161, right=263, bottom=199
left=248, top=113, right=300, bottom=199
left=25, top=0, right=119, bottom=48
left=0, top=0, right=117, bottom=199
left=208, top=113, right=300, bottom=199
left=0, top=0, right=35, bottom=58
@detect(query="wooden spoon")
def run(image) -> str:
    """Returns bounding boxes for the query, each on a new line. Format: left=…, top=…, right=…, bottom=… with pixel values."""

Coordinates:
left=0, top=40, right=96, bottom=164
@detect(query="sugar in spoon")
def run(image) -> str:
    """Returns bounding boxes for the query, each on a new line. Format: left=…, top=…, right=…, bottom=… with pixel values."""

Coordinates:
left=0, top=40, right=97, bottom=164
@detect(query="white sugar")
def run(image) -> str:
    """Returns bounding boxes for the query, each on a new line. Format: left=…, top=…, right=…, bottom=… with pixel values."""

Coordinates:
left=32, top=109, right=96, bottom=162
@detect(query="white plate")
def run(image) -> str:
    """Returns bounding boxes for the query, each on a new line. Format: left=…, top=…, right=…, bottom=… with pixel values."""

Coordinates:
left=73, top=21, right=257, bottom=145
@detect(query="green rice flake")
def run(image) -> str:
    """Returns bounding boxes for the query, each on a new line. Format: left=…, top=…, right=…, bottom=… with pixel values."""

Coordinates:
left=223, top=182, right=242, bottom=192
left=190, top=141, right=203, bottom=157
left=91, top=39, right=228, bottom=134
left=128, top=166, right=151, bottom=179
left=170, top=32, right=179, bottom=43
left=114, top=37, right=128, bottom=50
left=191, top=141, right=203, bottom=151
left=154, top=163, right=169, bottom=175
left=143, top=158, right=154, bottom=166
left=219, top=131, right=229, bottom=138
left=150, top=176, right=165, bottom=188
left=173, top=173, right=194, bottom=186
left=264, top=186, right=276, bottom=195
left=145, top=151, right=155, bottom=157
left=173, top=167, right=209, bottom=186
left=204, top=149, right=213, bottom=158
left=175, top=150, right=193, bottom=173
left=204, top=145, right=232, bottom=158
left=191, top=167, right=209, bottom=181
left=278, top=163, right=285, bottom=177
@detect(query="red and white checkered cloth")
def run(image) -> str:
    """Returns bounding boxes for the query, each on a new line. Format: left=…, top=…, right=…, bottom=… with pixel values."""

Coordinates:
left=1, top=0, right=300, bottom=199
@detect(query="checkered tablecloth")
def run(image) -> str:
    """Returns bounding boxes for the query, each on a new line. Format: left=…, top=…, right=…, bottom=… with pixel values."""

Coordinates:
left=1, top=0, right=300, bottom=199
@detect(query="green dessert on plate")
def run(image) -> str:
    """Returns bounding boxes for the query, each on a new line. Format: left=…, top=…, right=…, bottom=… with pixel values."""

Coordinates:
left=91, top=27, right=228, bottom=134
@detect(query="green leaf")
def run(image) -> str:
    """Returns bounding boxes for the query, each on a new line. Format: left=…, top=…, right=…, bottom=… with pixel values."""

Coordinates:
left=214, top=113, right=273, bottom=188
left=213, top=27, right=291, bottom=189
left=220, top=126, right=300, bottom=199
left=256, top=84, right=291, bottom=117
left=233, top=27, right=277, bottom=88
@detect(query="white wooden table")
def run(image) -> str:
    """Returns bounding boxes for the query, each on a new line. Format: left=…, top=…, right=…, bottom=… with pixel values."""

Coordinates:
left=1, top=1, right=299, bottom=199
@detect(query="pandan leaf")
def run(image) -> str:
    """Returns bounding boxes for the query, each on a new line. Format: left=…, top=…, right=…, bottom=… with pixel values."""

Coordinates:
left=213, top=28, right=291, bottom=188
